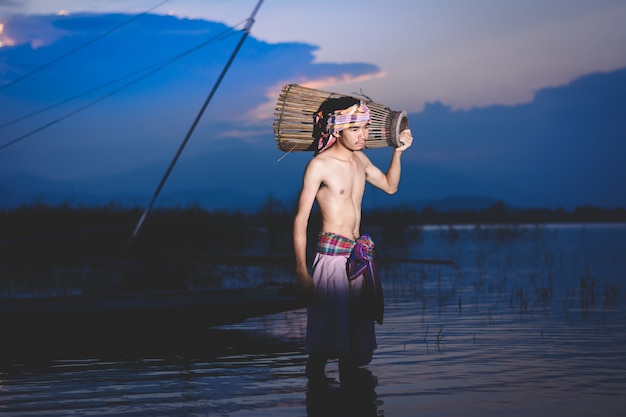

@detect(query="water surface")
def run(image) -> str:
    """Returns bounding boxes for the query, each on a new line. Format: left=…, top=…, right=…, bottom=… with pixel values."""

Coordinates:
left=1, top=223, right=625, bottom=416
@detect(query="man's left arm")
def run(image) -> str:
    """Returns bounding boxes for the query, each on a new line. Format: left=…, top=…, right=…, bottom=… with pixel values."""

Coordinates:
left=359, top=128, right=413, bottom=194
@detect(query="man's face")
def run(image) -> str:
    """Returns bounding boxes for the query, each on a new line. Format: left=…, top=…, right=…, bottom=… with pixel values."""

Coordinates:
left=336, top=122, right=370, bottom=151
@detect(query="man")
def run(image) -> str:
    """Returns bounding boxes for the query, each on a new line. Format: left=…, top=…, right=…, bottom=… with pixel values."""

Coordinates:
left=293, top=96, right=413, bottom=384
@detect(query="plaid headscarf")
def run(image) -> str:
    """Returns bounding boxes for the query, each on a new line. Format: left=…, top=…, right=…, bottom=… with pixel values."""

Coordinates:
left=314, top=100, right=371, bottom=154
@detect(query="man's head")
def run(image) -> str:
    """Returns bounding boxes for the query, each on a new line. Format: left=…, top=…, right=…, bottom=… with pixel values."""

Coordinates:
left=312, top=97, right=371, bottom=154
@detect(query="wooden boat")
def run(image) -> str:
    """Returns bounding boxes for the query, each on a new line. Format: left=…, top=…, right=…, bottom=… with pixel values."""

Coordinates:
left=0, top=283, right=304, bottom=334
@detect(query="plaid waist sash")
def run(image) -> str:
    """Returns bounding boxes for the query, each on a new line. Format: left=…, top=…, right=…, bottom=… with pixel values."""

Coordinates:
left=316, top=232, right=356, bottom=256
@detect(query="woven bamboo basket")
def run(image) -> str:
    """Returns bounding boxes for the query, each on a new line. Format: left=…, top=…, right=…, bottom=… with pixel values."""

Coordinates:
left=273, top=84, right=409, bottom=152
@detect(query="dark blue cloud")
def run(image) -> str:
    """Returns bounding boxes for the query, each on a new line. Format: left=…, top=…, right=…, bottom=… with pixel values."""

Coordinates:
left=1, top=13, right=378, bottom=99
left=0, top=13, right=379, bottom=176
left=397, top=68, right=626, bottom=208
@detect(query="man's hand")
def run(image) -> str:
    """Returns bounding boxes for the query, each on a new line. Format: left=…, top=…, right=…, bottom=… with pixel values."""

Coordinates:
left=296, top=269, right=315, bottom=302
left=396, top=128, right=413, bottom=152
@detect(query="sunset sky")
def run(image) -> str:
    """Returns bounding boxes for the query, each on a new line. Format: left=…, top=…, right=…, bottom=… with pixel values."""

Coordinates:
left=1, top=0, right=625, bottom=210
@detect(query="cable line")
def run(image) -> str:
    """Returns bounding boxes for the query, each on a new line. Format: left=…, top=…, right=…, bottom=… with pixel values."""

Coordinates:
left=0, top=23, right=243, bottom=150
left=0, top=0, right=172, bottom=91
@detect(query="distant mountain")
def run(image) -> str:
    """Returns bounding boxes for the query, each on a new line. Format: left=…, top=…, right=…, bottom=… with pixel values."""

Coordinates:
left=0, top=174, right=264, bottom=211
left=400, top=196, right=499, bottom=212
left=0, top=171, right=498, bottom=212
left=0, top=174, right=79, bottom=208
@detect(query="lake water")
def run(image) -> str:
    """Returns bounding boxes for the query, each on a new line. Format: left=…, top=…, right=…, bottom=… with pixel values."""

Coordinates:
left=1, top=223, right=625, bottom=416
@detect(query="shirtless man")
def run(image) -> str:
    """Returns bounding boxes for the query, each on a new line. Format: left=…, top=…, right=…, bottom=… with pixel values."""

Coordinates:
left=293, top=97, right=413, bottom=383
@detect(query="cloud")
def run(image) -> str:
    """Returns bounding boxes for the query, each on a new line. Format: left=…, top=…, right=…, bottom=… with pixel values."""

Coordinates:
left=400, top=68, right=626, bottom=207
left=0, top=13, right=381, bottom=178
left=300, top=71, right=386, bottom=91
left=1, top=13, right=624, bottom=210
left=4, top=67, right=625, bottom=210
left=248, top=69, right=387, bottom=123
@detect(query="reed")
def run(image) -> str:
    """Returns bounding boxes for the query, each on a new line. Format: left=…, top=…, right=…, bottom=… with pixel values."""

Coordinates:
left=436, top=326, right=444, bottom=351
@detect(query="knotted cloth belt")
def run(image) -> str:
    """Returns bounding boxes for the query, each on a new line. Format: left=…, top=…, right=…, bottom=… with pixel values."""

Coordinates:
left=317, top=232, right=384, bottom=324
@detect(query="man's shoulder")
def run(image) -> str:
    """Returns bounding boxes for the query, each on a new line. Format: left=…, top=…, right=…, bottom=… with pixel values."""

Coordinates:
left=307, top=153, right=333, bottom=168
left=354, top=150, right=369, bottom=162
left=303, top=154, right=329, bottom=179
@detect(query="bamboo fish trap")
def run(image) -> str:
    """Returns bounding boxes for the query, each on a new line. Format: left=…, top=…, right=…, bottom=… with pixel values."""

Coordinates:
left=273, top=84, right=409, bottom=152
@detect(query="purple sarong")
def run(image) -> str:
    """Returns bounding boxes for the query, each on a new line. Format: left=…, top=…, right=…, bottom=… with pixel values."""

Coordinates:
left=347, top=234, right=384, bottom=325
left=305, top=232, right=380, bottom=367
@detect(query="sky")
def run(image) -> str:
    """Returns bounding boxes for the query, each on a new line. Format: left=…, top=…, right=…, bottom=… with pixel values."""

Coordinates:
left=0, top=0, right=625, bottom=211
left=4, top=0, right=626, bottom=112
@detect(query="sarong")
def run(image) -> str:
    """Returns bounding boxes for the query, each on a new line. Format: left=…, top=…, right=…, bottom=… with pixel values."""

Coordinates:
left=347, top=233, right=384, bottom=325
left=305, top=232, right=380, bottom=367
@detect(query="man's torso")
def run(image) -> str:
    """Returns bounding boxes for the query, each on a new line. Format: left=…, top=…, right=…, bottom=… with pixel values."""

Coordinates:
left=314, top=152, right=366, bottom=240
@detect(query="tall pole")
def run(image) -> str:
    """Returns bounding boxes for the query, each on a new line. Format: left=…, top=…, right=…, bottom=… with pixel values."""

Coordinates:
left=128, top=0, right=264, bottom=245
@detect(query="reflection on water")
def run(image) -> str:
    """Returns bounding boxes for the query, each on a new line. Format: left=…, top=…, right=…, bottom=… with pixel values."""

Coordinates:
left=306, top=368, right=379, bottom=417
left=1, top=224, right=625, bottom=416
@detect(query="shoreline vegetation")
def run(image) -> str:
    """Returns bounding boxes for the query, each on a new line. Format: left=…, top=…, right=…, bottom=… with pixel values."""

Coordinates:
left=1, top=200, right=625, bottom=298
left=2, top=200, right=625, bottom=253
left=2, top=199, right=625, bottom=240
